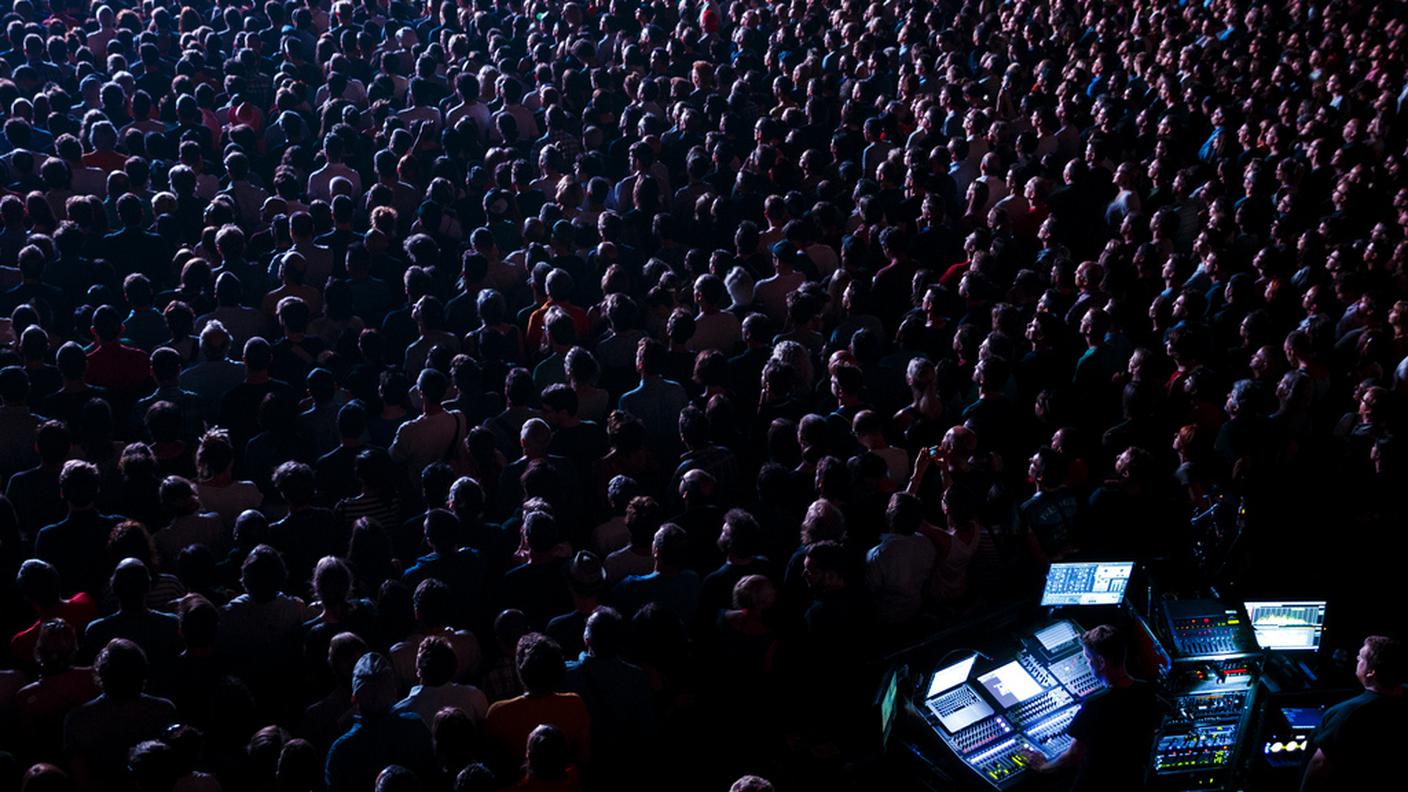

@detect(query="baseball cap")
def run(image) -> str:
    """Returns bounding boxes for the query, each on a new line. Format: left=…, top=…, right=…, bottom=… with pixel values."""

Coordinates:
left=350, top=652, right=397, bottom=711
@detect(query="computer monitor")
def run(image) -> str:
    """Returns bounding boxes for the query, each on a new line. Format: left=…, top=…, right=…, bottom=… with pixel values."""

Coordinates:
left=927, top=654, right=978, bottom=698
left=1034, top=621, right=1081, bottom=655
left=1281, top=707, right=1325, bottom=732
left=1244, top=601, right=1327, bottom=651
left=1041, top=561, right=1135, bottom=606
left=978, top=660, right=1045, bottom=709
left=879, top=668, right=901, bottom=749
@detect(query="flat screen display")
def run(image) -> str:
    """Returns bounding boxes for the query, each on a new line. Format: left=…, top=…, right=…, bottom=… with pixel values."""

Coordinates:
left=1041, top=562, right=1135, bottom=606
left=978, top=661, right=1045, bottom=708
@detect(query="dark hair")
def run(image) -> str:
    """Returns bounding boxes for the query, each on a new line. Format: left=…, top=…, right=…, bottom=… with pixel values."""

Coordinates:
left=415, top=634, right=458, bottom=686
left=240, top=545, right=287, bottom=602
left=540, top=383, right=578, bottom=416
left=522, top=510, right=559, bottom=554
left=423, top=508, right=460, bottom=551
left=272, top=461, right=316, bottom=505
left=525, top=723, right=572, bottom=782
left=414, top=578, right=454, bottom=626
left=16, top=559, right=61, bottom=606
left=515, top=632, right=565, bottom=694
left=885, top=492, right=923, bottom=535
left=625, top=496, right=664, bottom=547
left=95, top=638, right=148, bottom=699
left=1081, top=624, right=1127, bottom=665
left=178, top=594, right=219, bottom=648
left=1363, top=635, right=1407, bottom=688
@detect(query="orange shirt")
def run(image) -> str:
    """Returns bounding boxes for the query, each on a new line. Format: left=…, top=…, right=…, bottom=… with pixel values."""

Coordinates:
left=82, top=150, right=128, bottom=173
left=486, top=692, right=592, bottom=769
left=525, top=300, right=590, bottom=349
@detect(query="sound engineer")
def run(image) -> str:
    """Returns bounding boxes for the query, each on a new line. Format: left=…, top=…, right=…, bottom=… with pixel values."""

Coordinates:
left=1301, top=635, right=1408, bottom=791
left=1019, top=625, right=1158, bottom=790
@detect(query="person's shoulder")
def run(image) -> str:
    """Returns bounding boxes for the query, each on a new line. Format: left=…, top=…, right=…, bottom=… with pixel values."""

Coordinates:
left=65, top=691, right=106, bottom=721
left=391, top=709, right=430, bottom=730
left=486, top=694, right=525, bottom=719
left=1325, top=691, right=1379, bottom=722
left=616, top=571, right=652, bottom=588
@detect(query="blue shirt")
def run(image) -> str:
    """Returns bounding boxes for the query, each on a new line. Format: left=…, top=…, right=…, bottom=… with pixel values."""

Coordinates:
left=618, top=376, right=688, bottom=447
left=613, top=570, right=701, bottom=624
left=122, top=308, right=172, bottom=351
left=325, top=712, right=434, bottom=792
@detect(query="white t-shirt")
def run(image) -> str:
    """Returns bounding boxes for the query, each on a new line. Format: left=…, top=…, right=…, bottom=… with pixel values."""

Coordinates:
left=687, top=311, right=742, bottom=353
left=593, top=516, right=629, bottom=555
left=390, top=410, right=465, bottom=475
left=605, top=546, right=654, bottom=584
left=390, top=627, right=482, bottom=685
left=154, top=511, right=225, bottom=568
left=196, top=481, right=264, bottom=528
left=393, top=683, right=489, bottom=726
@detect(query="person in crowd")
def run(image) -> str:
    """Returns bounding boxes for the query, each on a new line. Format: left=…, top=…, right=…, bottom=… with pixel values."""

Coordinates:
left=392, top=635, right=489, bottom=727
left=325, top=652, right=435, bottom=792
left=485, top=633, right=591, bottom=778
left=62, top=639, right=176, bottom=792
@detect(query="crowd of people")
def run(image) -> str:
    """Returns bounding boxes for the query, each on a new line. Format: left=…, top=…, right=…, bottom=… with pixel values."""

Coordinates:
left=0, top=0, right=1405, bottom=789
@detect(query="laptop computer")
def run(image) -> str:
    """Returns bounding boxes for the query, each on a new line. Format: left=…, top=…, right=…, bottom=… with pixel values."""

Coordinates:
left=925, top=654, right=994, bottom=734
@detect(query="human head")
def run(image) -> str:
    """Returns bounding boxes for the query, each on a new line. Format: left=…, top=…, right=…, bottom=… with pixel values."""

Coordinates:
left=651, top=523, right=689, bottom=569
left=415, top=634, right=458, bottom=687
left=1357, top=635, right=1407, bottom=691
left=110, top=557, right=152, bottom=611
left=351, top=652, right=399, bottom=714
left=60, top=460, right=102, bottom=509
left=524, top=724, right=572, bottom=782
left=95, top=638, right=148, bottom=700
left=884, top=492, right=923, bottom=535
left=1081, top=624, right=1127, bottom=681
left=515, top=632, right=565, bottom=695
left=239, top=545, right=287, bottom=602
left=16, top=558, right=62, bottom=608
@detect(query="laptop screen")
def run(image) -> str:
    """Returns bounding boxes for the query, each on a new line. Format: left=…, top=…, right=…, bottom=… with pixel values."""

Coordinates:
left=928, top=654, right=977, bottom=698
left=978, top=660, right=1044, bottom=709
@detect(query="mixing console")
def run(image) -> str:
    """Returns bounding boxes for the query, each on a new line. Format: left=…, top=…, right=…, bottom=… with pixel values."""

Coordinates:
left=1049, top=652, right=1103, bottom=697
left=968, top=737, right=1039, bottom=786
left=951, top=716, right=1014, bottom=755
left=1162, top=600, right=1258, bottom=659
left=1007, top=687, right=1074, bottom=729
left=918, top=625, right=1091, bottom=789
left=1024, top=705, right=1079, bottom=758
left=1016, top=651, right=1059, bottom=689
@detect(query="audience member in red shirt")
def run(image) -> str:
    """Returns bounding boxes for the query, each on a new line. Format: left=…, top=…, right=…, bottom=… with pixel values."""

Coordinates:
left=485, top=633, right=591, bottom=780
left=11, top=560, right=98, bottom=670
left=83, top=305, right=154, bottom=409
left=525, top=270, right=590, bottom=350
